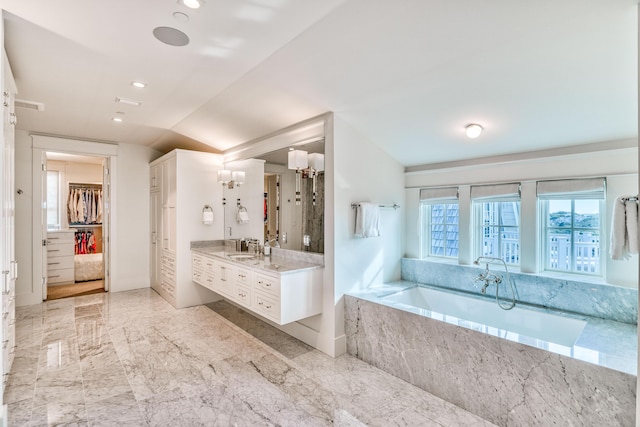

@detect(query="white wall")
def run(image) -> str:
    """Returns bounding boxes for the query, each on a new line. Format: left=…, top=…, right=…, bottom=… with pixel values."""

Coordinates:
left=15, top=130, right=32, bottom=305
left=404, top=145, right=639, bottom=287
left=332, top=116, right=404, bottom=352
left=112, top=143, right=162, bottom=292
left=14, top=135, right=161, bottom=305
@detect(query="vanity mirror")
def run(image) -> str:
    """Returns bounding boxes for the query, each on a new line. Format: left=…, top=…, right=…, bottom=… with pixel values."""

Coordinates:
left=222, top=139, right=325, bottom=254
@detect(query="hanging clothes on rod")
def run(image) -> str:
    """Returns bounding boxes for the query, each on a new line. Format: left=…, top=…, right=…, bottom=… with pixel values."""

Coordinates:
left=74, top=229, right=97, bottom=254
left=68, top=183, right=103, bottom=225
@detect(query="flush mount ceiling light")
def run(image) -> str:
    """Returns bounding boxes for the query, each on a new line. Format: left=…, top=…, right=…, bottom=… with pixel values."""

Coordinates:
left=131, top=81, right=147, bottom=89
left=153, top=26, right=190, bottom=47
left=180, top=0, right=203, bottom=9
left=465, top=123, right=483, bottom=139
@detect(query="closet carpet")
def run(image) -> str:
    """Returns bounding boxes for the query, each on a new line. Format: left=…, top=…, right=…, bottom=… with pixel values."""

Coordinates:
left=47, top=280, right=104, bottom=300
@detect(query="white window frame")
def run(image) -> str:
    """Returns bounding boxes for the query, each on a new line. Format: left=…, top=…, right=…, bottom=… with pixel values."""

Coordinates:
left=473, top=198, right=521, bottom=266
left=420, top=200, right=459, bottom=259
left=537, top=178, right=606, bottom=277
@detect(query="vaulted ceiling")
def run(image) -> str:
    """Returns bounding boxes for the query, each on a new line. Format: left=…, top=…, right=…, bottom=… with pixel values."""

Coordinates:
left=2, top=0, right=637, bottom=167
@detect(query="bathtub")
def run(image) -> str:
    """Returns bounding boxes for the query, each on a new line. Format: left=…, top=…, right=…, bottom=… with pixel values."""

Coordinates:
left=382, top=285, right=587, bottom=347
left=345, top=282, right=637, bottom=426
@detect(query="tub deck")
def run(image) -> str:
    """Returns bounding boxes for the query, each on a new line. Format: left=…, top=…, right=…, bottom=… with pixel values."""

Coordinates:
left=347, top=281, right=637, bottom=375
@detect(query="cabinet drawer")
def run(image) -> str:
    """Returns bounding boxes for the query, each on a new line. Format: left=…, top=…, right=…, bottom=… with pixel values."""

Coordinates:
left=235, top=267, right=252, bottom=286
left=47, top=256, right=74, bottom=271
left=47, top=233, right=75, bottom=245
left=192, top=253, right=204, bottom=269
left=47, top=245, right=75, bottom=258
left=203, top=272, right=216, bottom=291
left=192, top=267, right=204, bottom=285
left=253, top=292, right=280, bottom=322
left=234, top=285, right=251, bottom=308
left=48, top=268, right=74, bottom=284
left=255, top=274, right=280, bottom=297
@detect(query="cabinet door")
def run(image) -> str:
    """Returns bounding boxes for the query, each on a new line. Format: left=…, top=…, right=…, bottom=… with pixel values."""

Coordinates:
left=150, top=191, right=162, bottom=292
left=150, top=163, right=162, bottom=192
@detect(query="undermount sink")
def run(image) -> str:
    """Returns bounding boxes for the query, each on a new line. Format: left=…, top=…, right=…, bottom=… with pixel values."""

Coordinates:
left=264, top=264, right=281, bottom=271
left=228, top=253, right=257, bottom=260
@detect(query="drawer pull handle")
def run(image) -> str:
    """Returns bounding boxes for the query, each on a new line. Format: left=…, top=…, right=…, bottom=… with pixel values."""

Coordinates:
left=258, top=301, right=272, bottom=309
left=48, top=262, right=60, bottom=265
left=48, top=249, right=60, bottom=252
left=49, top=275, right=60, bottom=278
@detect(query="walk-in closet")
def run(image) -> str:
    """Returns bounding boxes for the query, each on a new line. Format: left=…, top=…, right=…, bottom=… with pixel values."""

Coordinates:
left=46, top=153, right=106, bottom=299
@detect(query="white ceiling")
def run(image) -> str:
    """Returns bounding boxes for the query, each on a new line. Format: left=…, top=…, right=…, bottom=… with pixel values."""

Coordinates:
left=2, top=0, right=638, bottom=167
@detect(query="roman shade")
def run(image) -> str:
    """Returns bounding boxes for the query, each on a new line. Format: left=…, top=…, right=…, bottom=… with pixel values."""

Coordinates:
left=419, top=187, right=458, bottom=201
left=536, top=178, right=605, bottom=200
left=470, top=183, right=520, bottom=200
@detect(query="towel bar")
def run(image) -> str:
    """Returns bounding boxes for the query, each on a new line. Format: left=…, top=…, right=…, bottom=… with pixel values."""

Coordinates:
left=351, top=203, right=400, bottom=210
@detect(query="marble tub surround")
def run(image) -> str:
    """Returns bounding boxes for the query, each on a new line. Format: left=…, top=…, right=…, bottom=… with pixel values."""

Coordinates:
left=5, top=288, right=495, bottom=426
left=402, top=258, right=638, bottom=324
left=192, top=245, right=323, bottom=274
left=345, top=294, right=636, bottom=427
left=349, top=283, right=637, bottom=375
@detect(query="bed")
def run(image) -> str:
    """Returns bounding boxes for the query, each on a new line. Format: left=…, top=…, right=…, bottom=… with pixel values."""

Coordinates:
left=74, top=253, right=103, bottom=282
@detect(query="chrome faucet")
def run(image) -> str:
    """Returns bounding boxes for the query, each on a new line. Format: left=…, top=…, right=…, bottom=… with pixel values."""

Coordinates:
left=473, top=257, right=502, bottom=294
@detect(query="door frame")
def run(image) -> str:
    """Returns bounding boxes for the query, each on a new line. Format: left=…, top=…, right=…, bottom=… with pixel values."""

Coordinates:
left=31, top=135, right=117, bottom=302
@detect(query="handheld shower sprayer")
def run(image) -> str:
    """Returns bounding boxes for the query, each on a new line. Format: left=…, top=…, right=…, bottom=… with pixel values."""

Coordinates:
left=472, top=256, right=516, bottom=310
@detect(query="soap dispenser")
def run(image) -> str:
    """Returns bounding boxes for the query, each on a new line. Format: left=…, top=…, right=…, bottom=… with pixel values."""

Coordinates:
left=264, top=240, right=271, bottom=256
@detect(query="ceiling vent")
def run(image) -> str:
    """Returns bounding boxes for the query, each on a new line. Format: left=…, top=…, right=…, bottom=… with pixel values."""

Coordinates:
left=15, top=99, right=45, bottom=111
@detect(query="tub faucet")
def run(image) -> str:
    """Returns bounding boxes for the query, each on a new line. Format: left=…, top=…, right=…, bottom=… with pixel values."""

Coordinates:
left=473, top=258, right=502, bottom=294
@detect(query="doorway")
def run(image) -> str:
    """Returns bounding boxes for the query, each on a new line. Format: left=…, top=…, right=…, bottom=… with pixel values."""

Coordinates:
left=41, top=152, right=109, bottom=300
left=31, top=136, right=116, bottom=302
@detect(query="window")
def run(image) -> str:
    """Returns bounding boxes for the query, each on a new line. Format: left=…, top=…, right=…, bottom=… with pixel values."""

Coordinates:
left=477, top=201, right=521, bottom=265
left=46, top=170, right=60, bottom=229
left=472, top=183, right=521, bottom=266
left=419, top=187, right=459, bottom=258
left=538, top=178, right=605, bottom=276
left=421, top=202, right=459, bottom=257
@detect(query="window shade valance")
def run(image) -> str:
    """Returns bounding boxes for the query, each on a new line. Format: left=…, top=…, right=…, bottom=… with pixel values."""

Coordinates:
left=470, top=183, right=520, bottom=200
left=419, top=187, right=458, bottom=201
left=536, top=178, right=605, bottom=200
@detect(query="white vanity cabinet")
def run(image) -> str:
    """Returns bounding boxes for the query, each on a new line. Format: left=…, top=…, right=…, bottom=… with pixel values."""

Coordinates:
left=192, top=250, right=323, bottom=325
left=253, top=270, right=322, bottom=325
left=149, top=150, right=225, bottom=308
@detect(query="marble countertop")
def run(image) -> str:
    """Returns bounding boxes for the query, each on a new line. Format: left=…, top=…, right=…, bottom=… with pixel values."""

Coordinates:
left=191, top=246, right=323, bottom=275
left=347, top=281, right=637, bottom=375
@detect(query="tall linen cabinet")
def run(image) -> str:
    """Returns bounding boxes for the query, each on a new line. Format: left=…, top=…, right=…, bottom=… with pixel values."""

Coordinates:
left=150, top=149, right=224, bottom=308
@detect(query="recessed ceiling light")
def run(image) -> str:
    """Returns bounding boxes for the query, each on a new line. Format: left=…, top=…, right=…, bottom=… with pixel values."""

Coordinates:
left=115, top=97, right=142, bottom=107
left=465, top=123, right=483, bottom=139
left=131, top=81, right=147, bottom=89
left=112, top=117, right=123, bottom=123
left=180, top=0, right=202, bottom=9
left=153, top=26, right=190, bottom=47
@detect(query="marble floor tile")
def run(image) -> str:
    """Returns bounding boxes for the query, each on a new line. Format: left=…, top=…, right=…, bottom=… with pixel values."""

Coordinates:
left=30, top=401, right=88, bottom=426
left=5, top=288, right=495, bottom=427
left=85, top=391, right=147, bottom=427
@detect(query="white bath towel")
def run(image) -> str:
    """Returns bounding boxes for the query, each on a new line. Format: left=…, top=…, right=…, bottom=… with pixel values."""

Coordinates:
left=611, top=196, right=630, bottom=260
left=236, top=205, right=249, bottom=224
left=626, top=200, right=639, bottom=254
left=355, top=202, right=380, bottom=238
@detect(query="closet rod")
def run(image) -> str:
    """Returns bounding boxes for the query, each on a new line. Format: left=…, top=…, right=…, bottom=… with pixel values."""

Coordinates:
left=69, top=182, right=102, bottom=188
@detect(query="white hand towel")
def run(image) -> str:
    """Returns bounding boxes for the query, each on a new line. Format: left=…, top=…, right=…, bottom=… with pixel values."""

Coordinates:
left=626, top=200, right=639, bottom=254
left=236, top=206, right=250, bottom=224
left=355, top=202, right=380, bottom=238
left=610, top=196, right=629, bottom=260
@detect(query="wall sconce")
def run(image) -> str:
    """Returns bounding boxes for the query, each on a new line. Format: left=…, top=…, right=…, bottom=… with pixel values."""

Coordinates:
left=308, top=153, right=324, bottom=206
left=288, top=150, right=308, bottom=205
left=218, top=169, right=245, bottom=189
